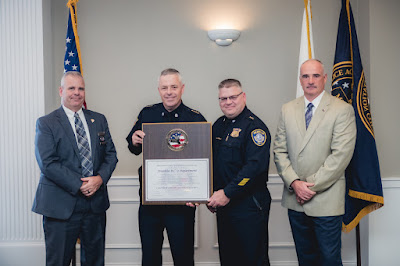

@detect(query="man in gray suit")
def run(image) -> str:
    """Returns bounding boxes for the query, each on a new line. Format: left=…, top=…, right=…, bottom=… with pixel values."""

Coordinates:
left=273, top=59, right=356, bottom=266
left=32, top=71, right=118, bottom=266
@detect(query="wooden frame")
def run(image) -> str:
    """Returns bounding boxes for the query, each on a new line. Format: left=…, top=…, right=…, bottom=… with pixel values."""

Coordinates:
left=142, top=122, right=212, bottom=205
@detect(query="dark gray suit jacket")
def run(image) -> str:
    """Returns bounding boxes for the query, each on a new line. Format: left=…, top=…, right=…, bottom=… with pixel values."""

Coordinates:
left=32, top=107, right=118, bottom=220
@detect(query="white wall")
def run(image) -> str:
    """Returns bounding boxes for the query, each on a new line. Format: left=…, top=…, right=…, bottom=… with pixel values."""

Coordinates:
left=367, top=178, right=400, bottom=266
left=99, top=175, right=356, bottom=265
left=49, top=0, right=400, bottom=179
left=369, top=0, right=400, bottom=178
left=49, top=0, right=345, bottom=177
left=1, top=0, right=399, bottom=265
left=0, top=0, right=46, bottom=265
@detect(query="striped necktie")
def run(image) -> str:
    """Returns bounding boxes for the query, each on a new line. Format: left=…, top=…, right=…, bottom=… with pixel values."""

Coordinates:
left=74, top=113, right=93, bottom=177
left=305, top=103, right=314, bottom=129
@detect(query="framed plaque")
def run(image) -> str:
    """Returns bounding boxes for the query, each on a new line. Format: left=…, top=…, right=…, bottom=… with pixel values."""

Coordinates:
left=142, top=122, right=212, bottom=205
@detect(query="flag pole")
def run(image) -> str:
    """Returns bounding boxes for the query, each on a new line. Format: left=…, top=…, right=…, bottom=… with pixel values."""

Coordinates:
left=356, top=224, right=361, bottom=266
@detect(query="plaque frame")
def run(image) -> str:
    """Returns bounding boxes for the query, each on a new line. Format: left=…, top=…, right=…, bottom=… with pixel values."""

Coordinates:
left=142, top=122, right=213, bottom=205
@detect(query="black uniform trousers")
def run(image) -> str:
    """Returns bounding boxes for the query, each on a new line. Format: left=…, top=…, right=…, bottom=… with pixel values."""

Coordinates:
left=126, top=103, right=205, bottom=265
left=216, top=190, right=271, bottom=266
left=139, top=204, right=195, bottom=266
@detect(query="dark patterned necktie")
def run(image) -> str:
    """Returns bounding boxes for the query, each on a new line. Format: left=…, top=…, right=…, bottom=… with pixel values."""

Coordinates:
left=74, top=113, right=93, bottom=177
left=305, top=103, right=314, bottom=129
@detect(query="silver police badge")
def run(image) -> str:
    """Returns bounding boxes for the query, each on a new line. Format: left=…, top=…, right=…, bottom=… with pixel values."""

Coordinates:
left=166, top=129, right=189, bottom=151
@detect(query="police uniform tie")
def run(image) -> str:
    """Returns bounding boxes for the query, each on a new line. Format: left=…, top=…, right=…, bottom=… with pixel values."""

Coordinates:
left=305, top=103, right=314, bottom=129
left=74, top=113, right=93, bottom=177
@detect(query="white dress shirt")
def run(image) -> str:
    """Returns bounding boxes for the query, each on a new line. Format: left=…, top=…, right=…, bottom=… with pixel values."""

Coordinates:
left=62, top=105, right=92, bottom=150
left=304, top=90, right=325, bottom=115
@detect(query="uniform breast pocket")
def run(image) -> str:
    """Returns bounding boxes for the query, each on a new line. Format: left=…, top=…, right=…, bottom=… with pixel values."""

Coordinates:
left=220, top=140, right=242, bottom=163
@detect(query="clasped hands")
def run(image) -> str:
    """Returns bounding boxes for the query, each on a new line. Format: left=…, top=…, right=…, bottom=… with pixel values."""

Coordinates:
left=80, top=175, right=103, bottom=197
left=291, top=180, right=316, bottom=205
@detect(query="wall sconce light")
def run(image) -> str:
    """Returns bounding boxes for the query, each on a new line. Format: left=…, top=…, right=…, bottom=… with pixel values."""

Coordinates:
left=207, top=29, right=241, bottom=46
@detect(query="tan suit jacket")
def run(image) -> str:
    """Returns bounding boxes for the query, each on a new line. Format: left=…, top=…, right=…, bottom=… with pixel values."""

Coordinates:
left=273, top=92, right=356, bottom=216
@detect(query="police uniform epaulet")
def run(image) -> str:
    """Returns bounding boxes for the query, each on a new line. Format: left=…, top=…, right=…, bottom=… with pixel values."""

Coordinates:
left=190, top=109, right=200, bottom=114
left=145, top=104, right=155, bottom=108
left=248, top=116, right=255, bottom=120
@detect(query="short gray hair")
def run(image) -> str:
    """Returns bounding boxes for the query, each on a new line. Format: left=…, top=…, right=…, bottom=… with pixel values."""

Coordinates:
left=159, top=68, right=183, bottom=83
left=61, top=71, right=83, bottom=88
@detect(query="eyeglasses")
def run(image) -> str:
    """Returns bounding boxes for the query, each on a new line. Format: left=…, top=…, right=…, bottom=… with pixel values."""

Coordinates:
left=218, top=92, right=243, bottom=102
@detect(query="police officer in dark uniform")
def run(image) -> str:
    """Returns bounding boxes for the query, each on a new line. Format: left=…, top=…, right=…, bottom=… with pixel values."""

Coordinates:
left=126, top=68, right=206, bottom=266
left=208, top=79, right=271, bottom=266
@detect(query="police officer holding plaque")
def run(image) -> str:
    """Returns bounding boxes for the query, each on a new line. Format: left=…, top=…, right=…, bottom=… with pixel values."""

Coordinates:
left=126, top=68, right=206, bottom=266
left=207, top=79, right=271, bottom=266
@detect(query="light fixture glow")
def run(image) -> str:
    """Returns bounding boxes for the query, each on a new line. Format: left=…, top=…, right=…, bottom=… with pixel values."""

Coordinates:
left=208, top=29, right=241, bottom=46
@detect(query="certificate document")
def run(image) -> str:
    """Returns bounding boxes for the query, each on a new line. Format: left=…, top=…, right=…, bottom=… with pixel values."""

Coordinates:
left=145, top=159, right=210, bottom=201
left=142, top=122, right=212, bottom=205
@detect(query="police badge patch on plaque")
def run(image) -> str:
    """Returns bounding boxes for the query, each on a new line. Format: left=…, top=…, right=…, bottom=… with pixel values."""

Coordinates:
left=166, top=129, right=188, bottom=151
left=251, top=129, right=266, bottom=146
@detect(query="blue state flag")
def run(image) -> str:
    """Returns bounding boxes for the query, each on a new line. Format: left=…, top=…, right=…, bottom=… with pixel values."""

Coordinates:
left=331, top=0, right=384, bottom=233
left=64, top=0, right=82, bottom=74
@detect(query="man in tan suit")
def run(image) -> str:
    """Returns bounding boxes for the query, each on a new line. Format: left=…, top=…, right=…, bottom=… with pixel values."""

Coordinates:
left=274, top=59, right=356, bottom=266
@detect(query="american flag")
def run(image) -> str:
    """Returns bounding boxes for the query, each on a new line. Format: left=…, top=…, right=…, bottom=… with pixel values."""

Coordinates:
left=169, top=132, right=186, bottom=148
left=64, top=0, right=82, bottom=74
left=63, top=0, right=86, bottom=108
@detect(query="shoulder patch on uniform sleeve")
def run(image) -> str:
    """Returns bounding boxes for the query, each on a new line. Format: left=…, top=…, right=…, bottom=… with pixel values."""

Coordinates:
left=190, top=109, right=200, bottom=114
left=251, top=129, right=267, bottom=146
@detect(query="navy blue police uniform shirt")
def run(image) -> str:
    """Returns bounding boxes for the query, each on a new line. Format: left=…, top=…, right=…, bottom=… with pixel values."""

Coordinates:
left=213, top=106, right=271, bottom=200
left=126, top=102, right=206, bottom=155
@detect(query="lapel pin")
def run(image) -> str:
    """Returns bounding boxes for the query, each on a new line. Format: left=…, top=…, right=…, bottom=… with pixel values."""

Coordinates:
left=91, top=119, right=95, bottom=123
